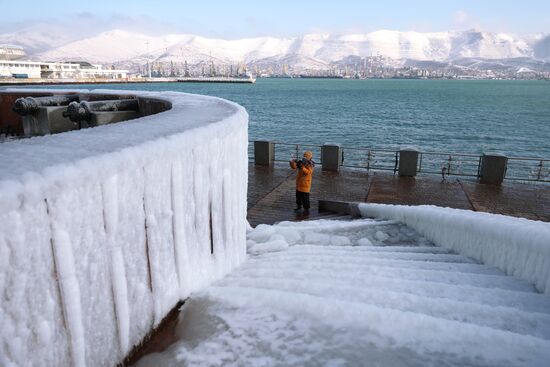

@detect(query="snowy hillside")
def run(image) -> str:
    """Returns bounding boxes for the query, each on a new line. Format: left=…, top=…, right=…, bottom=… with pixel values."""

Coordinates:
left=31, top=30, right=192, bottom=64
left=3, top=28, right=547, bottom=68
left=0, top=29, right=73, bottom=55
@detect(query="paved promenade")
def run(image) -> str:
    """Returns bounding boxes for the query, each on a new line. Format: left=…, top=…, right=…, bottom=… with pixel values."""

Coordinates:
left=247, top=163, right=550, bottom=226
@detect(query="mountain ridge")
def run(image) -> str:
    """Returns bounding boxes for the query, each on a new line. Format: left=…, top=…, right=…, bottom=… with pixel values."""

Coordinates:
left=3, top=29, right=550, bottom=71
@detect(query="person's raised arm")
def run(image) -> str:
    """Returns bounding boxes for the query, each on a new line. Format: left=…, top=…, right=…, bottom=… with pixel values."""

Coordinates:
left=301, top=164, right=313, bottom=175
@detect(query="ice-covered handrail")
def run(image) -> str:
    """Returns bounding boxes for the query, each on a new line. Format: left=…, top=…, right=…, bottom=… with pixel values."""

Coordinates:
left=0, top=89, right=249, bottom=367
left=359, top=204, right=550, bottom=294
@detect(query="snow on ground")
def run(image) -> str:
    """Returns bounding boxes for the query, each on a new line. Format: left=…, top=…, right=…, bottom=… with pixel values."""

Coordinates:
left=136, top=217, right=550, bottom=367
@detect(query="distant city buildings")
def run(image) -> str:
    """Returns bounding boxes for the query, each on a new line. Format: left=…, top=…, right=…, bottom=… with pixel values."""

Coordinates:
left=143, top=53, right=549, bottom=80
left=247, top=54, right=550, bottom=80
left=0, top=45, right=128, bottom=80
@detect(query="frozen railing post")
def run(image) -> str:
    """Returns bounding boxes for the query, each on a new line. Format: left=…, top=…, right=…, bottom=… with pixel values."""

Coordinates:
left=398, top=148, right=419, bottom=177
left=12, top=95, right=79, bottom=136
left=254, top=140, right=274, bottom=166
left=321, top=143, right=342, bottom=171
left=479, top=153, right=508, bottom=185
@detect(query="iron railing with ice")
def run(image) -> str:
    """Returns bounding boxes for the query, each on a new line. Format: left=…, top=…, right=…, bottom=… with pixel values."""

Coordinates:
left=248, top=141, right=550, bottom=183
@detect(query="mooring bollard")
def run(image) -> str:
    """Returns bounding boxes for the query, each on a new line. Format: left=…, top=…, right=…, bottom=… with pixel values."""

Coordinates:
left=480, top=153, right=508, bottom=185
left=254, top=140, right=274, bottom=166
left=399, top=148, right=419, bottom=176
left=321, top=144, right=342, bottom=171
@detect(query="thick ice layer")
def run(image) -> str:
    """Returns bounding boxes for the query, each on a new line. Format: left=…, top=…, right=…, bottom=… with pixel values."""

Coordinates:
left=359, top=204, right=550, bottom=294
left=137, top=218, right=550, bottom=367
left=0, top=90, right=248, bottom=367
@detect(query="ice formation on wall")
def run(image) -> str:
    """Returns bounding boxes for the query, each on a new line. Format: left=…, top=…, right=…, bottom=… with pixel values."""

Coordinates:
left=0, top=90, right=248, bottom=367
left=359, top=204, right=550, bottom=294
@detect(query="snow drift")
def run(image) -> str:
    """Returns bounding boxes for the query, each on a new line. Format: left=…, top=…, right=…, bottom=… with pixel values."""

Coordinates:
left=0, top=90, right=248, bottom=367
left=359, top=204, right=550, bottom=294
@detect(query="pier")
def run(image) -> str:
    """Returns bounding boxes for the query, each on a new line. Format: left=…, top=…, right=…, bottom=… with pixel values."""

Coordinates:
left=247, top=141, right=550, bottom=226
left=0, top=76, right=255, bottom=86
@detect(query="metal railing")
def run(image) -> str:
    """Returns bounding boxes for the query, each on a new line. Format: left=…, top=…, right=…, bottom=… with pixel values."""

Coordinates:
left=339, top=146, right=399, bottom=173
left=506, top=157, right=550, bottom=182
left=417, top=151, right=482, bottom=179
left=248, top=141, right=550, bottom=183
left=272, top=142, right=323, bottom=164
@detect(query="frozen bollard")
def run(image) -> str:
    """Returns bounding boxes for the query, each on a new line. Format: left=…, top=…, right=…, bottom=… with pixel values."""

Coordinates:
left=321, top=144, right=342, bottom=171
left=254, top=140, right=274, bottom=166
left=22, top=106, right=79, bottom=136
left=63, top=99, right=140, bottom=126
left=12, top=95, right=79, bottom=116
left=13, top=95, right=80, bottom=136
left=480, top=153, right=508, bottom=185
left=399, top=148, right=419, bottom=177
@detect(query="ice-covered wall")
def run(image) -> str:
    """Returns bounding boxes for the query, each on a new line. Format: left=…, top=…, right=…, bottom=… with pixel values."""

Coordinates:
left=0, top=90, right=248, bottom=367
left=359, top=204, right=550, bottom=294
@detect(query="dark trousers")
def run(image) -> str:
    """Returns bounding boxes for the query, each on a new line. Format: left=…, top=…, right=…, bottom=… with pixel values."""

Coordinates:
left=296, top=191, right=310, bottom=210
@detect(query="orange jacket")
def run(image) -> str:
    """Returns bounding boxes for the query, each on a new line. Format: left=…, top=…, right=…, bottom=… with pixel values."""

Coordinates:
left=290, top=160, right=314, bottom=193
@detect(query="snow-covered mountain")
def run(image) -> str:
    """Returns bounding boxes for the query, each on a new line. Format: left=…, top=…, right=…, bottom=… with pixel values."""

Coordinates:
left=0, top=29, right=74, bottom=55
left=3, top=29, right=549, bottom=69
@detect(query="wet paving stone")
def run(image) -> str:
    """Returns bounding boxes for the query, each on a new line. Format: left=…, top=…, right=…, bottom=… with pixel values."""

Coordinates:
left=247, top=163, right=550, bottom=226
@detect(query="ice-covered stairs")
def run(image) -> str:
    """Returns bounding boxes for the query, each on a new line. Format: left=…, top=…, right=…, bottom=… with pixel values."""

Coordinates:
left=135, top=218, right=550, bottom=367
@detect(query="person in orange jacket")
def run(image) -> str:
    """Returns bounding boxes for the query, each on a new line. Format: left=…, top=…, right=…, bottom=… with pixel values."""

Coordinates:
left=290, top=151, right=315, bottom=214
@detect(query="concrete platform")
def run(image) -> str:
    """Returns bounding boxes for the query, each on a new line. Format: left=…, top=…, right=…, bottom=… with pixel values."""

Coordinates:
left=247, top=163, right=550, bottom=226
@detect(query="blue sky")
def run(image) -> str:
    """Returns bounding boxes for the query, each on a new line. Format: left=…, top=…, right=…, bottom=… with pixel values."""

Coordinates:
left=1, top=0, right=549, bottom=37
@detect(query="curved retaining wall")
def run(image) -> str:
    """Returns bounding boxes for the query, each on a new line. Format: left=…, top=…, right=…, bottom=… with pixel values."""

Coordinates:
left=0, top=90, right=249, bottom=367
left=359, top=204, right=550, bottom=294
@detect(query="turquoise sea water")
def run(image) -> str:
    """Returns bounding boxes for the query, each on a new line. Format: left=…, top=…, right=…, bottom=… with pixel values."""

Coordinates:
left=38, top=79, right=550, bottom=158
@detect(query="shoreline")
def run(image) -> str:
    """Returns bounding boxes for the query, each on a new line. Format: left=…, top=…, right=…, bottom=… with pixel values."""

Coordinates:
left=0, top=76, right=256, bottom=86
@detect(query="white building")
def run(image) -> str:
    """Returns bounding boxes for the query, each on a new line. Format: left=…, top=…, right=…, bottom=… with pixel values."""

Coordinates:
left=0, top=45, right=128, bottom=79
left=0, top=45, right=26, bottom=60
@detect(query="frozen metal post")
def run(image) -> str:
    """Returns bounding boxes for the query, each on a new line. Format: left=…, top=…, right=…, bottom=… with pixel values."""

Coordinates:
left=254, top=140, right=274, bottom=166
